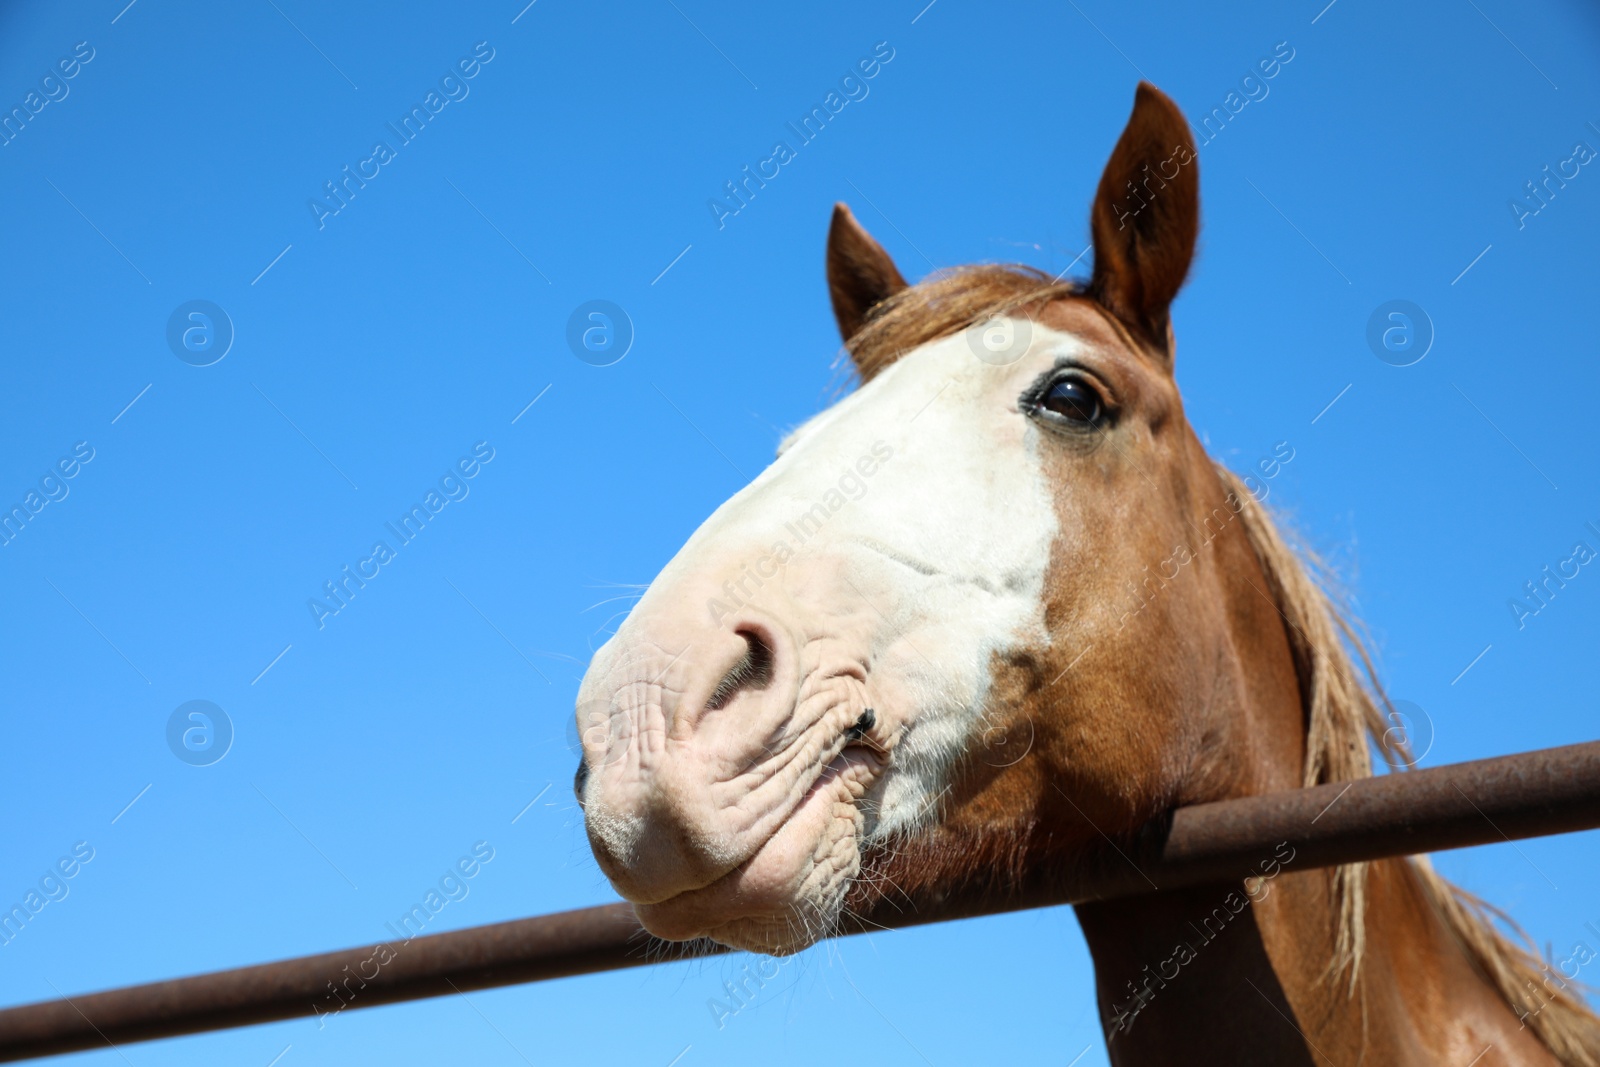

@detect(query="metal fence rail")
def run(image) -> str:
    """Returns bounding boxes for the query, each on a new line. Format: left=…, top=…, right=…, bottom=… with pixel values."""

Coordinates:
left=1, top=740, right=1597, bottom=1062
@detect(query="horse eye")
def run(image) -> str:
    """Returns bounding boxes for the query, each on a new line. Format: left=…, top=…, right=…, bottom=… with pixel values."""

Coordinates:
left=1039, top=377, right=1104, bottom=426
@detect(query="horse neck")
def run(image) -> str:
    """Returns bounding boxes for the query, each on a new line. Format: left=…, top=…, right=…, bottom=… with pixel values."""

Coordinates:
left=1065, top=583, right=1354, bottom=1063
left=1073, top=856, right=1560, bottom=1065
left=1066, top=490, right=1555, bottom=1065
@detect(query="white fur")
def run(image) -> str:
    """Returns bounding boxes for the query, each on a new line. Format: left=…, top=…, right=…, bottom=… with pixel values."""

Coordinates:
left=618, top=321, right=1077, bottom=842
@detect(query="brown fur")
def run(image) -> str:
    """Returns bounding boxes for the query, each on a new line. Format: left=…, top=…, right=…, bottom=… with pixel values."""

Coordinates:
left=830, top=260, right=1600, bottom=1065
left=1087, top=82, right=1199, bottom=357
left=821, top=82, right=1599, bottom=1062
left=826, top=202, right=908, bottom=343
left=1227, top=467, right=1600, bottom=1065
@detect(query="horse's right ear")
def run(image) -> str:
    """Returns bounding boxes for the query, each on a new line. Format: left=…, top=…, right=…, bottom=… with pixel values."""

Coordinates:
left=1087, top=82, right=1199, bottom=363
left=827, top=202, right=907, bottom=345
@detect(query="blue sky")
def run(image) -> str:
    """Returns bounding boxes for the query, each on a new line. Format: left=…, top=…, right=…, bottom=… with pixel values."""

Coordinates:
left=1, top=0, right=1598, bottom=1063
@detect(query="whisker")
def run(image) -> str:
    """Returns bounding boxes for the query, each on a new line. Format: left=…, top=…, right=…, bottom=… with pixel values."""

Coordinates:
left=579, top=592, right=647, bottom=614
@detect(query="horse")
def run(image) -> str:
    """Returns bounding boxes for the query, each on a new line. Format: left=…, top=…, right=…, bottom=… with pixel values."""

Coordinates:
left=572, top=83, right=1600, bottom=1065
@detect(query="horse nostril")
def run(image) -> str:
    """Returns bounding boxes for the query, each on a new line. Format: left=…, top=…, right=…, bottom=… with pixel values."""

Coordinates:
left=705, top=630, right=776, bottom=711
left=847, top=707, right=876, bottom=741
left=573, top=758, right=590, bottom=803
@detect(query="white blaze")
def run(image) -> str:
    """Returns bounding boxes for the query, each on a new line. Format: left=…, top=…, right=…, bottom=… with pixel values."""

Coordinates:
left=600, top=321, right=1076, bottom=842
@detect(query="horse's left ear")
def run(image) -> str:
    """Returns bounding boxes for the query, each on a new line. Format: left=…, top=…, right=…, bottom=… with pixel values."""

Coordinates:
left=1087, top=82, right=1199, bottom=364
left=827, top=202, right=907, bottom=345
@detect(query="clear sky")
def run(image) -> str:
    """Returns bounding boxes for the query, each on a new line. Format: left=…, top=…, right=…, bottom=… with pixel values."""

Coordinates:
left=1, top=0, right=1598, bottom=1064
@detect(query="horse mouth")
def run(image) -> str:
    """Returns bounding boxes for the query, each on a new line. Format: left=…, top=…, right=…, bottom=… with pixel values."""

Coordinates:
left=632, top=742, right=887, bottom=955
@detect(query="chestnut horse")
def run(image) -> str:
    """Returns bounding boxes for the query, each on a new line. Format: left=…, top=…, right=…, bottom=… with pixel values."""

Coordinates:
left=574, top=84, right=1600, bottom=1065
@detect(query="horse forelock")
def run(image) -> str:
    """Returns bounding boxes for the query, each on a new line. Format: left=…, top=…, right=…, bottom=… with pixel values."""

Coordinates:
left=842, top=264, right=1085, bottom=382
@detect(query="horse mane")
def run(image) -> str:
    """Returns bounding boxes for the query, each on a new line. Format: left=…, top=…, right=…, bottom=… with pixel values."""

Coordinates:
left=1226, top=472, right=1600, bottom=1065
left=846, top=262, right=1600, bottom=1065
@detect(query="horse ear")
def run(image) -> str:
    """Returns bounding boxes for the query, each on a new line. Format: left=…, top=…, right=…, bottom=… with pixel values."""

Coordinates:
left=827, top=202, right=907, bottom=344
left=1087, top=82, right=1199, bottom=362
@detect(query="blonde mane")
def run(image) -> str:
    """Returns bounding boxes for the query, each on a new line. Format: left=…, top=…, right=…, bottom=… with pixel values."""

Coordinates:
left=847, top=263, right=1600, bottom=1065
left=1227, top=470, right=1600, bottom=1065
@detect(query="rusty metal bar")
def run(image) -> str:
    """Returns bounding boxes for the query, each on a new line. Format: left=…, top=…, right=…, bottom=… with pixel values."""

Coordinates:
left=1, top=740, right=1596, bottom=1062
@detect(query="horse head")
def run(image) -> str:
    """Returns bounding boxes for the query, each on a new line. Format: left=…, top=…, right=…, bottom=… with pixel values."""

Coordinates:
left=573, top=81, right=1600, bottom=1067
left=571, top=82, right=1291, bottom=949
